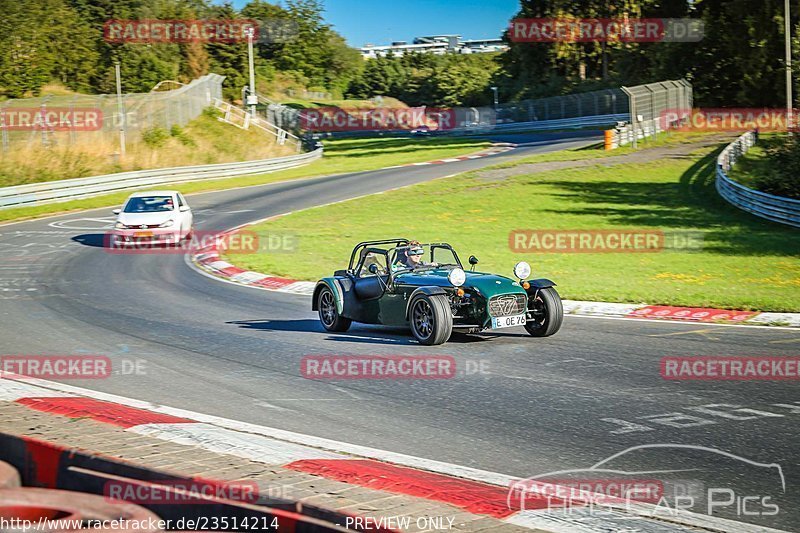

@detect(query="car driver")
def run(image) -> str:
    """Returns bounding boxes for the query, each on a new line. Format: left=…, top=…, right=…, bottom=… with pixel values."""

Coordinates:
left=396, top=240, right=438, bottom=270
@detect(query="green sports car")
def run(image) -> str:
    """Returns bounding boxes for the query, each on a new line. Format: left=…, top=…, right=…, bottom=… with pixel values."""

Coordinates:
left=312, top=239, right=563, bottom=345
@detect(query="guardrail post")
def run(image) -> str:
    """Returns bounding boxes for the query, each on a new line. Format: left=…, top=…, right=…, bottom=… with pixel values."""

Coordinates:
left=0, top=101, right=7, bottom=153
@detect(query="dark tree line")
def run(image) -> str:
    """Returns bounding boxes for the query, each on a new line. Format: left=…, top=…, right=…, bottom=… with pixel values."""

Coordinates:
left=0, top=0, right=797, bottom=108
left=0, top=0, right=362, bottom=99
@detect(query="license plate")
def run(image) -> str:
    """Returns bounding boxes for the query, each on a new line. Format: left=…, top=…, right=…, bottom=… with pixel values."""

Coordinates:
left=492, top=314, right=526, bottom=329
left=134, top=231, right=153, bottom=238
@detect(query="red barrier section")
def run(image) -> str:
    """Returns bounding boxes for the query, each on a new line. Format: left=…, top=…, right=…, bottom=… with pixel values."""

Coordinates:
left=629, top=305, right=757, bottom=322
left=16, top=398, right=194, bottom=428
left=286, top=459, right=532, bottom=518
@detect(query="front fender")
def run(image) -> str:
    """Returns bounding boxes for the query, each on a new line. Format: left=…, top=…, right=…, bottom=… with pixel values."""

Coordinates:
left=526, top=278, right=557, bottom=289
left=405, top=286, right=449, bottom=320
left=312, top=278, right=345, bottom=314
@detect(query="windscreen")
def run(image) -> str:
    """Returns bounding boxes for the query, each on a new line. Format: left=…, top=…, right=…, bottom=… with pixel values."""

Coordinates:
left=123, top=196, right=175, bottom=213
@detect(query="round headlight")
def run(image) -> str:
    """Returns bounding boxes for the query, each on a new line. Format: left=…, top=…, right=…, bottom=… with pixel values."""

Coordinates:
left=514, top=261, right=531, bottom=280
left=448, top=268, right=466, bottom=287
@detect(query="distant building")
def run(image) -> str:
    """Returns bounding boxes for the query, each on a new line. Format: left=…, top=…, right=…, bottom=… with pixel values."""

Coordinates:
left=359, top=34, right=506, bottom=59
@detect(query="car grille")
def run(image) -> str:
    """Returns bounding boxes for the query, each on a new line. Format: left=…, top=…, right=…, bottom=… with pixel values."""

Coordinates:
left=123, top=224, right=162, bottom=229
left=488, top=294, right=527, bottom=317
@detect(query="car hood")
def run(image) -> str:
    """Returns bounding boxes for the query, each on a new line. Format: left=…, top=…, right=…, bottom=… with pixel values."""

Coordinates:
left=116, top=212, right=175, bottom=226
left=395, top=269, right=525, bottom=298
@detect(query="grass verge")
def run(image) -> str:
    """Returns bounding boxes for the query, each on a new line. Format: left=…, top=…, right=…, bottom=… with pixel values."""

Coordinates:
left=0, top=109, right=295, bottom=188
left=227, top=134, right=800, bottom=312
left=726, top=133, right=783, bottom=189
left=0, top=136, right=491, bottom=224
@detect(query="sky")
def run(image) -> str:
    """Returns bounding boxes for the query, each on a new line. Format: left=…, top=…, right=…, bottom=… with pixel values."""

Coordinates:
left=230, top=0, right=520, bottom=47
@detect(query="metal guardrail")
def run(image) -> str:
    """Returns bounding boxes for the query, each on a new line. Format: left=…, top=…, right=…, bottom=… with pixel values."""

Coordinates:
left=489, top=113, right=630, bottom=132
left=314, top=114, right=631, bottom=139
left=0, top=148, right=323, bottom=210
left=716, top=131, right=800, bottom=228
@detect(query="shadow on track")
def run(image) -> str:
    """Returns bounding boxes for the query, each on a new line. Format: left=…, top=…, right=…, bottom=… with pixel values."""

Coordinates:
left=228, top=319, right=498, bottom=345
left=71, top=234, right=106, bottom=247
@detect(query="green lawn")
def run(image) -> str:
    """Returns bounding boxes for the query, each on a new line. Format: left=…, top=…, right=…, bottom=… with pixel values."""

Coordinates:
left=0, top=136, right=490, bottom=224
left=726, top=132, right=783, bottom=189
left=227, top=137, right=800, bottom=312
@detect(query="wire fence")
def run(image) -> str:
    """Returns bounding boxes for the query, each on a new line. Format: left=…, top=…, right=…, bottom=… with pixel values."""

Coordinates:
left=0, top=74, right=225, bottom=152
left=495, top=79, right=691, bottom=126
left=495, top=88, right=627, bottom=123
left=263, top=79, right=692, bottom=140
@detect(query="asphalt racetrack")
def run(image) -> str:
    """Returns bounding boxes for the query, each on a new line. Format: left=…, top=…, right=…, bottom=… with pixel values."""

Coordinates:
left=1, top=131, right=797, bottom=530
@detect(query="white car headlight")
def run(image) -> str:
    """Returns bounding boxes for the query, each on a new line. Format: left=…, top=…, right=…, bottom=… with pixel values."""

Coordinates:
left=514, top=261, right=531, bottom=280
left=448, top=268, right=466, bottom=287
left=159, top=220, right=174, bottom=228
left=114, top=222, right=125, bottom=229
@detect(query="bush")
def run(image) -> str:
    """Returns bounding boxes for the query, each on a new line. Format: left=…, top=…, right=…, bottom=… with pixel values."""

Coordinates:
left=141, top=127, right=170, bottom=148
left=170, top=125, right=196, bottom=147
left=757, top=137, right=800, bottom=199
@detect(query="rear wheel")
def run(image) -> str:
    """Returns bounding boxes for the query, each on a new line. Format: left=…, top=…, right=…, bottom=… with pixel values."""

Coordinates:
left=524, top=287, right=563, bottom=337
left=409, top=294, right=452, bottom=345
left=317, top=286, right=351, bottom=332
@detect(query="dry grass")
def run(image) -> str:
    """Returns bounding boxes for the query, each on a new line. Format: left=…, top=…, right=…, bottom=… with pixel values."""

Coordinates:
left=0, top=109, right=294, bottom=187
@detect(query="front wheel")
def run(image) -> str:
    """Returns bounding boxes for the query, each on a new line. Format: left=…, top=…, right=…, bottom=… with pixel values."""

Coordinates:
left=524, top=287, right=563, bottom=337
left=317, top=286, right=351, bottom=332
left=409, top=294, right=453, bottom=345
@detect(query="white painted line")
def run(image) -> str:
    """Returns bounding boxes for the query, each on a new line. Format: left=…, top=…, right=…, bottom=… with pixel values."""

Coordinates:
left=0, top=378, right=73, bottom=401
left=747, top=312, right=800, bottom=327
left=194, top=252, right=219, bottom=262
left=129, top=423, right=346, bottom=464
left=230, top=271, right=269, bottom=284
left=207, top=260, right=234, bottom=271
left=277, top=281, right=316, bottom=295
left=562, top=300, right=641, bottom=316
left=507, top=507, right=788, bottom=533
left=566, top=313, right=800, bottom=331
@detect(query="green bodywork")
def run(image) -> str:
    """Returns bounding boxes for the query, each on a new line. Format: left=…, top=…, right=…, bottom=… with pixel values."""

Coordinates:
left=314, top=267, right=529, bottom=331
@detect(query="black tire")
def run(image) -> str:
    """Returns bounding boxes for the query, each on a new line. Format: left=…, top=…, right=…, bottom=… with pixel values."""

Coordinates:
left=409, top=294, right=453, bottom=345
left=524, top=287, right=563, bottom=337
left=317, top=286, right=351, bottom=332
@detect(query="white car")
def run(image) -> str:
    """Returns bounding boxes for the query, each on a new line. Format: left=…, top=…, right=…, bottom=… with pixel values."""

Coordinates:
left=111, top=191, right=193, bottom=246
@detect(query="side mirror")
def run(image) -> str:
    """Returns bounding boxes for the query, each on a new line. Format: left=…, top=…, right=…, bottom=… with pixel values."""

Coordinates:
left=368, top=263, right=379, bottom=274
left=179, top=205, right=190, bottom=212
left=112, top=208, right=121, bottom=215
left=468, top=255, right=479, bottom=271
